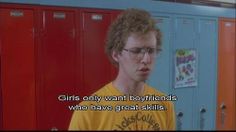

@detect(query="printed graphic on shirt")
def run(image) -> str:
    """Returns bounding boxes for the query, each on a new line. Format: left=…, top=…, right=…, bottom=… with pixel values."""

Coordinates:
left=114, top=112, right=160, bottom=130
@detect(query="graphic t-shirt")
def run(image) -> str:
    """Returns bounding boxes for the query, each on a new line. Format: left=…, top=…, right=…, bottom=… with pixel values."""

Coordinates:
left=69, top=82, right=176, bottom=130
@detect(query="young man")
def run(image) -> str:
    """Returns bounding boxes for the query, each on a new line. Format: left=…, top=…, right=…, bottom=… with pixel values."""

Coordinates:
left=69, top=8, right=176, bottom=130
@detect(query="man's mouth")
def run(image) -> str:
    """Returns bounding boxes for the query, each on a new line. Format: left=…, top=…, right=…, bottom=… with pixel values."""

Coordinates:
left=139, top=68, right=150, bottom=74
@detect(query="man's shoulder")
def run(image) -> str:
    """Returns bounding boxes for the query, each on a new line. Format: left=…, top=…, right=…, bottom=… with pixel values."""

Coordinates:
left=79, top=82, right=112, bottom=106
left=91, top=82, right=113, bottom=96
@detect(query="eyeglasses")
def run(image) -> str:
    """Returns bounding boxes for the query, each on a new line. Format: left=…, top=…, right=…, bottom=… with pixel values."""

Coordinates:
left=123, top=47, right=161, bottom=60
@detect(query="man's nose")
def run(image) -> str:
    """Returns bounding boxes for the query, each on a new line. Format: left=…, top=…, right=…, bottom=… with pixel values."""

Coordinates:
left=141, top=52, right=151, bottom=64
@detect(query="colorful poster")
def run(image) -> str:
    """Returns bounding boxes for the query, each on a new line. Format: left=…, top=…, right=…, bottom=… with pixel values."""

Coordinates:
left=174, top=49, right=197, bottom=88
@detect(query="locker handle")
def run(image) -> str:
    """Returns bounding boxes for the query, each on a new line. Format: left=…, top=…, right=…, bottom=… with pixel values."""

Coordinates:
left=200, top=108, right=206, bottom=113
left=177, top=111, right=183, bottom=117
left=176, top=112, right=183, bottom=130
left=220, top=103, right=226, bottom=110
left=220, top=103, right=226, bottom=127
left=200, top=108, right=206, bottom=130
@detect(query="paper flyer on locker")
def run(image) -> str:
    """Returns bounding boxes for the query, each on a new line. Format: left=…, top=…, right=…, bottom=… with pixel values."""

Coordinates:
left=174, top=49, right=197, bottom=88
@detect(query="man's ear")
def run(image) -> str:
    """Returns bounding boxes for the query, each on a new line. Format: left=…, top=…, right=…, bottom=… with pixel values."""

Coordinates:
left=112, top=50, right=120, bottom=63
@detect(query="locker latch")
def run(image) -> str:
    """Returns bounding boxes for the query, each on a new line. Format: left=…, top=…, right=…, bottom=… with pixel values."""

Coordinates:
left=220, top=103, right=226, bottom=127
left=177, top=111, right=183, bottom=130
left=200, top=108, right=206, bottom=130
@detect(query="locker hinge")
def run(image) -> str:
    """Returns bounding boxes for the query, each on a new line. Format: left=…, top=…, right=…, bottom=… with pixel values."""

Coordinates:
left=71, top=28, right=76, bottom=38
left=0, top=38, right=2, bottom=55
left=82, top=13, right=85, bottom=31
left=43, top=11, right=46, bottom=29
left=32, top=28, right=35, bottom=38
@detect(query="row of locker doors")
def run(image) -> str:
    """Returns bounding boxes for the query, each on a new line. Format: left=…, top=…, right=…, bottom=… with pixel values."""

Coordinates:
left=148, top=15, right=235, bottom=130
left=0, top=3, right=235, bottom=131
left=0, top=4, right=119, bottom=130
left=148, top=15, right=219, bottom=130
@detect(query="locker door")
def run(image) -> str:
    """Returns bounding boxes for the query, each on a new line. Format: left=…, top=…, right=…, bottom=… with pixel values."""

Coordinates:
left=0, top=52, right=2, bottom=130
left=217, top=18, right=236, bottom=130
left=172, top=16, right=196, bottom=130
left=81, top=10, right=113, bottom=96
left=110, top=10, right=121, bottom=79
left=39, top=9, right=76, bottom=130
left=0, top=37, right=2, bottom=130
left=0, top=8, right=36, bottom=130
left=197, top=18, right=217, bottom=130
left=148, top=16, right=172, bottom=94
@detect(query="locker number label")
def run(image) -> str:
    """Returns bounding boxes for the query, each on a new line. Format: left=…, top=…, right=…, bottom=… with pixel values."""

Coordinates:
left=10, top=10, right=24, bottom=17
left=91, top=14, right=103, bottom=21
left=53, top=12, right=66, bottom=19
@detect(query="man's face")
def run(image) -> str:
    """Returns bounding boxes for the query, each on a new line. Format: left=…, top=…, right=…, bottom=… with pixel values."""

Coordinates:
left=117, top=31, right=157, bottom=82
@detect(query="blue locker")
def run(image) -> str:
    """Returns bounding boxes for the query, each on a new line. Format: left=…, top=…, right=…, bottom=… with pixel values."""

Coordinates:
left=148, top=14, right=218, bottom=130
left=148, top=15, right=172, bottom=94
left=172, top=16, right=196, bottom=130
left=196, top=18, right=217, bottom=130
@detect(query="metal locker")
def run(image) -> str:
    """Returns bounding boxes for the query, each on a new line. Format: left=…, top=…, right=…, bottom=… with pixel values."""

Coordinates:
left=217, top=18, right=236, bottom=130
left=38, top=8, right=77, bottom=130
left=172, top=16, right=196, bottom=130
left=197, top=18, right=217, bottom=130
left=145, top=14, right=219, bottom=130
left=0, top=54, right=2, bottom=130
left=110, top=10, right=120, bottom=79
left=148, top=16, right=172, bottom=96
left=0, top=8, right=36, bottom=130
left=80, top=9, right=114, bottom=96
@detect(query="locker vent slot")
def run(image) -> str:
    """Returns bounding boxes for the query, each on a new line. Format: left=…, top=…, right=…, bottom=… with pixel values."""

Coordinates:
left=10, top=10, right=24, bottom=17
left=91, top=14, right=103, bottom=21
left=53, top=12, right=66, bottom=19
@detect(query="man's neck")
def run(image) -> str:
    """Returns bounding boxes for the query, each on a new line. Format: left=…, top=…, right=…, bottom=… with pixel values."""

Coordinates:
left=112, top=76, right=145, bottom=96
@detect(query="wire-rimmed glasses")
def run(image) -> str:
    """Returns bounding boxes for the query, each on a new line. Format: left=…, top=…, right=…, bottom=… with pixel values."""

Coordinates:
left=123, top=47, right=161, bottom=60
